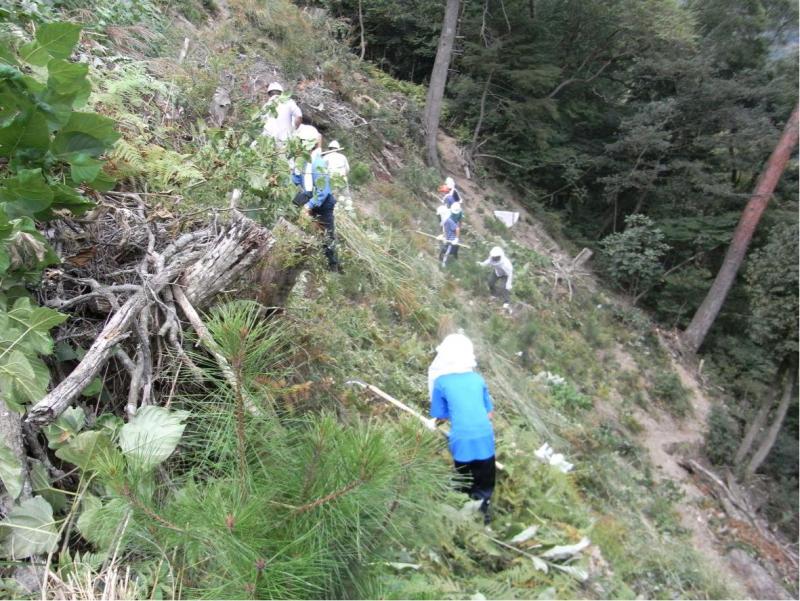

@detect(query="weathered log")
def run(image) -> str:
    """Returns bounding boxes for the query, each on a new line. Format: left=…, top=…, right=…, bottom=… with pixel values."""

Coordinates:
left=182, top=212, right=276, bottom=307
left=0, top=400, right=30, bottom=514
left=26, top=258, right=193, bottom=426
left=27, top=209, right=295, bottom=426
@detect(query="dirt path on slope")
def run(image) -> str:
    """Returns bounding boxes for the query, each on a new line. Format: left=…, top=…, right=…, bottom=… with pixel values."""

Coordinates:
left=436, top=131, right=751, bottom=597
left=436, top=132, right=566, bottom=259
left=629, top=341, right=748, bottom=595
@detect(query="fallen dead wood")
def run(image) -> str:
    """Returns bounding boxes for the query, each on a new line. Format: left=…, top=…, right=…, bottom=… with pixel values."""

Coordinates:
left=679, top=458, right=799, bottom=582
left=27, top=191, right=310, bottom=426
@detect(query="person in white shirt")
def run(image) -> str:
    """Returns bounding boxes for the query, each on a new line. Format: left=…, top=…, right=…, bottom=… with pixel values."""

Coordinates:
left=324, top=140, right=353, bottom=212
left=478, top=246, right=513, bottom=311
left=261, top=82, right=302, bottom=142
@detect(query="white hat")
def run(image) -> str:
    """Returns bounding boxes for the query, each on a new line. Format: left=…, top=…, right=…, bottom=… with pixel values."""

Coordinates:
left=296, top=123, right=321, bottom=142
left=267, top=82, right=284, bottom=93
left=450, top=202, right=462, bottom=215
left=328, top=140, right=341, bottom=150
left=490, top=246, right=504, bottom=258
left=445, top=176, right=455, bottom=189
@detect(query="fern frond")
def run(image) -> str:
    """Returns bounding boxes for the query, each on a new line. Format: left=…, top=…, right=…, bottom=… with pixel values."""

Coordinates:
left=142, top=145, right=204, bottom=187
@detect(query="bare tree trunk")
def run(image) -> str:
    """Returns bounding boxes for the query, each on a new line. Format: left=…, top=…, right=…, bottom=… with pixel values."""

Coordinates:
left=357, top=0, right=366, bottom=60
left=734, top=394, right=773, bottom=468
left=423, top=0, right=461, bottom=169
left=469, top=70, right=494, bottom=156
left=0, top=400, right=30, bottom=513
left=683, top=104, right=799, bottom=352
left=745, top=366, right=797, bottom=478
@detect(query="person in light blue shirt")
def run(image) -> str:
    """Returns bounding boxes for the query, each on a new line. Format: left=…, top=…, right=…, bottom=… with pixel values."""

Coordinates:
left=291, top=126, right=339, bottom=271
left=429, top=333, right=496, bottom=523
left=439, top=203, right=462, bottom=266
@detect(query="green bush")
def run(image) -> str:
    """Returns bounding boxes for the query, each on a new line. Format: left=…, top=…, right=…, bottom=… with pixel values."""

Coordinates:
left=349, top=161, right=372, bottom=188
left=650, top=371, right=691, bottom=417
left=549, top=381, right=593, bottom=413
left=704, top=404, right=740, bottom=466
left=600, top=214, right=670, bottom=301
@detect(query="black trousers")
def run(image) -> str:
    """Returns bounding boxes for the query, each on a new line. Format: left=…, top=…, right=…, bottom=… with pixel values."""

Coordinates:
left=439, top=241, right=459, bottom=263
left=454, top=456, right=496, bottom=502
left=310, top=197, right=338, bottom=270
left=488, top=272, right=510, bottom=303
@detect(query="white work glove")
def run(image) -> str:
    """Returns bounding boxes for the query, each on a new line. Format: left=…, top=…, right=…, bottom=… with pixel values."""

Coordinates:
left=505, top=281, right=512, bottom=291
left=423, top=418, right=437, bottom=431
left=452, top=238, right=459, bottom=245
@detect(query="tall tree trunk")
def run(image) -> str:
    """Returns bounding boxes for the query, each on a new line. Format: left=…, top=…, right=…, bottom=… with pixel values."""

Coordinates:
left=745, top=365, right=797, bottom=478
left=683, top=104, right=799, bottom=352
left=734, top=394, right=772, bottom=468
left=469, top=70, right=494, bottom=156
left=357, top=0, right=366, bottom=60
left=424, top=0, right=461, bottom=169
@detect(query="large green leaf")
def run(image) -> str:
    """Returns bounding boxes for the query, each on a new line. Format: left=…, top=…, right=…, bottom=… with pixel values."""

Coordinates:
left=46, top=59, right=90, bottom=100
left=55, top=431, right=116, bottom=472
left=35, top=23, right=82, bottom=60
left=48, top=183, right=94, bottom=216
left=0, top=111, right=50, bottom=159
left=18, top=42, right=50, bottom=67
left=0, top=496, right=58, bottom=559
left=0, top=442, right=23, bottom=501
left=5, top=296, right=67, bottom=356
left=0, top=350, right=39, bottom=410
left=55, top=112, right=119, bottom=149
left=43, top=406, right=85, bottom=450
left=76, top=495, right=130, bottom=550
left=51, top=131, right=106, bottom=159
left=69, top=154, right=103, bottom=184
left=0, top=168, right=54, bottom=216
left=28, top=459, right=67, bottom=513
left=119, top=406, right=189, bottom=471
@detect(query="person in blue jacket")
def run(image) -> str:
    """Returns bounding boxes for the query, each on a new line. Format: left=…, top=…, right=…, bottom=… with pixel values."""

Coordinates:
left=292, top=126, right=339, bottom=271
left=429, top=333, right=496, bottom=523
left=439, top=203, right=462, bottom=266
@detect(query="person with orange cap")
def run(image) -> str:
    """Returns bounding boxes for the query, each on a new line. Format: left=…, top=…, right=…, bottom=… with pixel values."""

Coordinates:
left=438, top=176, right=461, bottom=208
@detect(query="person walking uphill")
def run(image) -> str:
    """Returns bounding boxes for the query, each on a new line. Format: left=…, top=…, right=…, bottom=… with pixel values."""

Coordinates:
left=260, top=82, right=302, bottom=142
left=439, top=203, right=462, bottom=266
left=439, top=176, right=461, bottom=208
left=324, top=140, right=353, bottom=213
left=292, top=128, right=340, bottom=271
left=479, top=246, right=513, bottom=313
left=428, top=333, right=496, bottom=524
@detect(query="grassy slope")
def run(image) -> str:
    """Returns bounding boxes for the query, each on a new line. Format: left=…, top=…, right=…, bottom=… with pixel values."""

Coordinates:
left=51, top=0, right=741, bottom=597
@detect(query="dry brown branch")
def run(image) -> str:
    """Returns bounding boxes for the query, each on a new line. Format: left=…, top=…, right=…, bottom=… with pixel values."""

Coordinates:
left=27, top=193, right=308, bottom=426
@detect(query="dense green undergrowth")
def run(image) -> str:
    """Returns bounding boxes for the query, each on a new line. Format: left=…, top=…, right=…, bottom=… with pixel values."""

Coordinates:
left=0, top=1, right=762, bottom=599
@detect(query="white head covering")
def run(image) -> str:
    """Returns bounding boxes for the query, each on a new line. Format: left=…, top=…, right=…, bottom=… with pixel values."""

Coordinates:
left=490, top=246, right=504, bottom=258
left=328, top=140, right=341, bottom=150
left=450, top=202, right=462, bottom=215
left=427, top=333, right=477, bottom=397
left=445, top=176, right=455, bottom=189
left=267, top=82, right=284, bottom=93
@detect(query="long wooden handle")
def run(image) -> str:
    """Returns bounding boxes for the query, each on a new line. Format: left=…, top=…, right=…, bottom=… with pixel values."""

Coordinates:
left=412, top=230, right=472, bottom=249
left=356, top=381, right=505, bottom=471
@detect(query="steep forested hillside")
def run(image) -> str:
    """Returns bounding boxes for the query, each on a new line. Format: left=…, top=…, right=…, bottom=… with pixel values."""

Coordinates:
left=0, top=1, right=796, bottom=599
